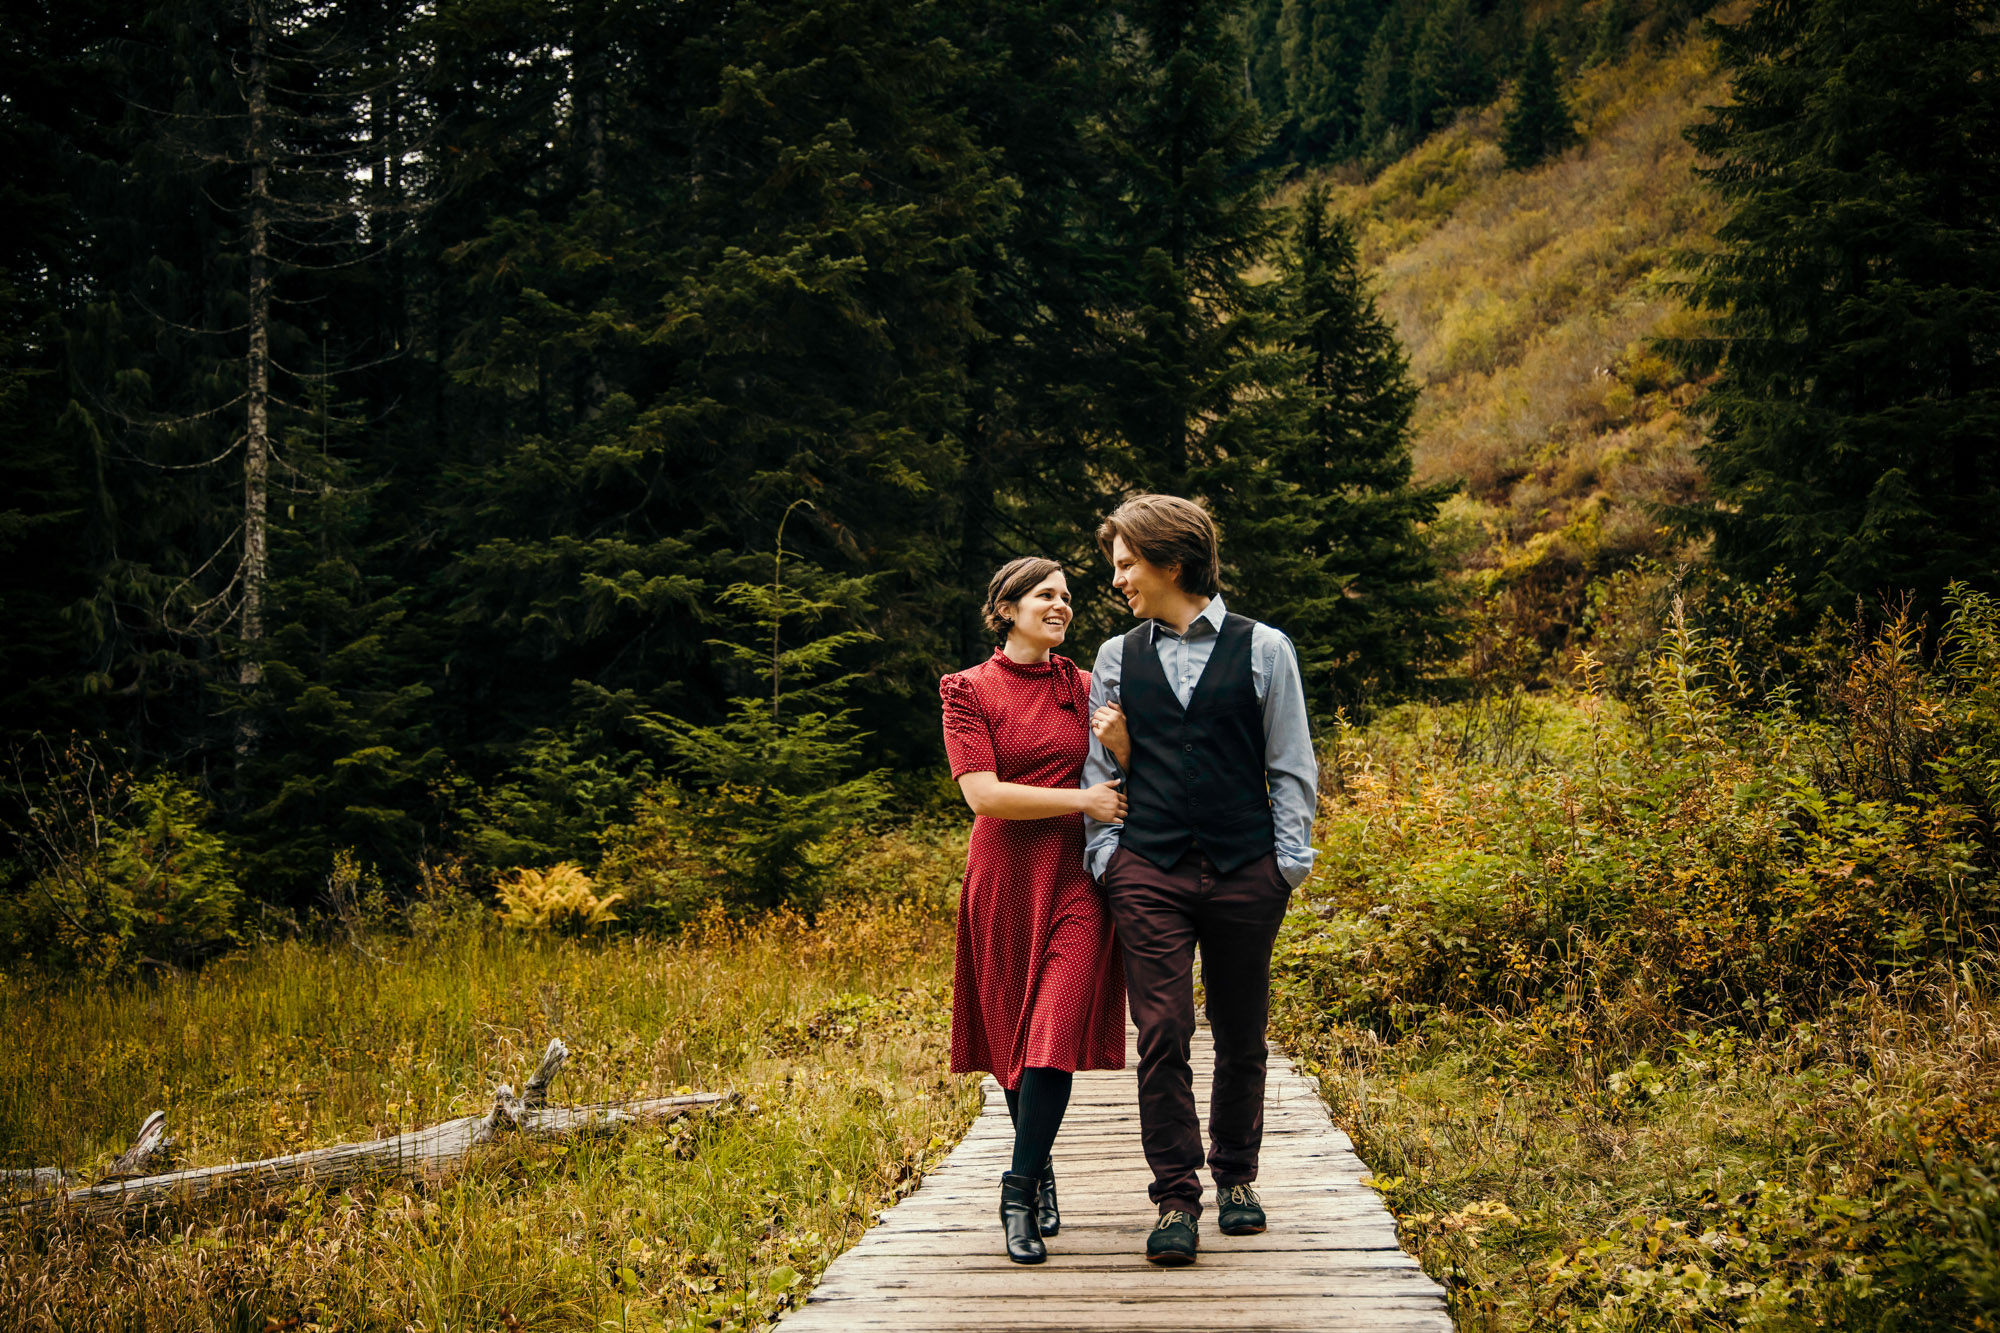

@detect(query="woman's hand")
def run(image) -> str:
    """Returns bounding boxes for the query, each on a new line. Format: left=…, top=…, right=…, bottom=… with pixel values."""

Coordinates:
left=1090, top=702, right=1132, bottom=771
left=1080, top=779, right=1127, bottom=824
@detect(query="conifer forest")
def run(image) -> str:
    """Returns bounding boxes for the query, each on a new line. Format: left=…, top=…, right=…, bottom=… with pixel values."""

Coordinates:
left=4, top=0, right=2000, bottom=1327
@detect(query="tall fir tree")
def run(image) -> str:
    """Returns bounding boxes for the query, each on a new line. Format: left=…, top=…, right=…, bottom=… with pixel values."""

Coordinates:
left=1356, top=13, right=1410, bottom=155
left=1088, top=0, right=1294, bottom=640
left=1243, top=0, right=1291, bottom=127
left=1279, top=0, right=1383, bottom=155
left=1260, top=183, right=1454, bottom=717
left=936, top=0, right=1127, bottom=665
left=1408, top=0, right=1491, bottom=136
left=1586, top=0, right=1633, bottom=65
left=1501, top=29, right=1580, bottom=169
left=1670, top=0, right=2000, bottom=612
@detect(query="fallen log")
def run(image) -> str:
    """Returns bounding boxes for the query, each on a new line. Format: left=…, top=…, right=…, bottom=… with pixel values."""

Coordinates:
left=5, top=1038, right=730, bottom=1217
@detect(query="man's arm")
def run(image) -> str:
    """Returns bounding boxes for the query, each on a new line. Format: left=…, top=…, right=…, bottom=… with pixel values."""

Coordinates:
left=1258, top=628, right=1318, bottom=888
left=1082, top=636, right=1126, bottom=881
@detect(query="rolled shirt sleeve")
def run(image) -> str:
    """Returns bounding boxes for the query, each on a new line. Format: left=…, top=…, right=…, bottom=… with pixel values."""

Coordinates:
left=1254, top=626, right=1319, bottom=888
left=1082, top=635, right=1126, bottom=881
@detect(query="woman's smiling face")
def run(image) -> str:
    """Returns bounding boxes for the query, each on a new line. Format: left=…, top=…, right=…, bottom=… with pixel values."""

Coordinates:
left=1004, top=570, right=1073, bottom=653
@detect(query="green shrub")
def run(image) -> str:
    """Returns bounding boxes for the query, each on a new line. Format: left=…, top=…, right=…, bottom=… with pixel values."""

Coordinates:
left=1281, top=586, right=2000, bottom=1041
left=1871, top=1136, right=2000, bottom=1328
left=4, top=762, right=243, bottom=976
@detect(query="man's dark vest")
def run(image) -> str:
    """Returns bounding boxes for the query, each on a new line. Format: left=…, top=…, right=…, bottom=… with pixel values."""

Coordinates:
left=1120, top=612, right=1275, bottom=873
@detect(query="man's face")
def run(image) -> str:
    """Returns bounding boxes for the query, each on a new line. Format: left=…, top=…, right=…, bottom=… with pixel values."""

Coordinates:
left=1109, top=536, right=1181, bottom=621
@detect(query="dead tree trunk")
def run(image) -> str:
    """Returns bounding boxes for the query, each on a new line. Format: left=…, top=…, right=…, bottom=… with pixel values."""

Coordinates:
left=5, top=1039, right=729, bottom=1217
left=238, top=0, right=273, bottom=752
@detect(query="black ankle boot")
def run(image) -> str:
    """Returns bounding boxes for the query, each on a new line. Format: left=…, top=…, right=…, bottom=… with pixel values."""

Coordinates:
left=1036, top=1157, right=1061, bottom=1236
left=999, top=1172, right=1046, bottom=1264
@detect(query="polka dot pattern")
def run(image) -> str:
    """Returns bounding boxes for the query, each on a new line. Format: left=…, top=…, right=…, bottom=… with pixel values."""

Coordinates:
left=941, top=649, right=1127, bottom=1091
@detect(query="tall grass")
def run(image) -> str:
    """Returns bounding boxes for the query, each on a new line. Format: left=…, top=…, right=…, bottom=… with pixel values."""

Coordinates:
left=0, top=894, right=976, bottom=1332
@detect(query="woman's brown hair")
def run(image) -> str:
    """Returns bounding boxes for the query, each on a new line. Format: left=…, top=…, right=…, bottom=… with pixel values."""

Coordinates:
left=983, top=556, right=1064, bottom=640
left=1095, top=494, right=1221, bottom=597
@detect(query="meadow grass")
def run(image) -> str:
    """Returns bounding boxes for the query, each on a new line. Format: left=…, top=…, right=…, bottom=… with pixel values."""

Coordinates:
left=0, top=894, right=979, bottom=1332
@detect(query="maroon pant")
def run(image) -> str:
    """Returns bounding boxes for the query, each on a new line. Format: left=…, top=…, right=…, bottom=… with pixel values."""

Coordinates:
left=1102, top=845, right=1292, bottom=1219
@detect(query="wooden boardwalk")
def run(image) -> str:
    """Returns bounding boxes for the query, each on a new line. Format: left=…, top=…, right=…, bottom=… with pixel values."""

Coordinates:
left=782, top=1025, right=1450, bottom=1331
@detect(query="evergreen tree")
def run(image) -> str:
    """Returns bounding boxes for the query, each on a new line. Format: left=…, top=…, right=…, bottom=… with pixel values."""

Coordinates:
left=1356, top=15, right=1409, bottom=155
left=231, top=378, right=448, bottom=896
left=1586, top=0, right=1632, bottom=65
left=1243, top=0, right=1290, bottom=127
left=1261, top=183, right=1454, bottom=717
left=1501, top=30, right=1580, bottom=169
left=941, top=0, right=1132, bottom=663
left=649, top=530, right=889, bottom=911
left=1089, top=0, right=1290, bottom=555
left=1279, top=0, right=1382, bottom=155
left=0, top=0, right=130, bottom=749
left=1408, top=0, right=1490, bottom=136
left=1670, top=0, right=2000, bottom=612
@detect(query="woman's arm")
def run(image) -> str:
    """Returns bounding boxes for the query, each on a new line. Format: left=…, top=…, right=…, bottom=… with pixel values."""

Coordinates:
left=959, top=772, right=1127, bottom=822
left=1090, top=702, right=1132, bottom=771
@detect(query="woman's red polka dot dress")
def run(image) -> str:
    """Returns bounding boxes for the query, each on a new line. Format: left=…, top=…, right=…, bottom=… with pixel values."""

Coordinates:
left=940, top=648, right=1126, bottom=1091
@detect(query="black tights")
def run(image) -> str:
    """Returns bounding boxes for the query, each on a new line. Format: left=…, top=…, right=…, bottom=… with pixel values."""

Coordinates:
left=1002, top=1067, right=1073, bottom=1178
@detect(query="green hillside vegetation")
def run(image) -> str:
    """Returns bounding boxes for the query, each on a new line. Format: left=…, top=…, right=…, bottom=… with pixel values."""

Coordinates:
left=1295, top=23, right=1726, bottom=673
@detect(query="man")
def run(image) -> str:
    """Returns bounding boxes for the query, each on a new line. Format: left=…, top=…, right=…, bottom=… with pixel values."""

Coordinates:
left=1082, top=493, right=1318, bottom=1267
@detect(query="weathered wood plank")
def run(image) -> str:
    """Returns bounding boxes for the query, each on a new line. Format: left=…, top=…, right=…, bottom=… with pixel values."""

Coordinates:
left=779, top=1023, right=1447, bottom=1332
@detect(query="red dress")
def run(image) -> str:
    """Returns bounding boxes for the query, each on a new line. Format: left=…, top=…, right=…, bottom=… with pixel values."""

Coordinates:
left=941, top=648, right=1126, bottom=1090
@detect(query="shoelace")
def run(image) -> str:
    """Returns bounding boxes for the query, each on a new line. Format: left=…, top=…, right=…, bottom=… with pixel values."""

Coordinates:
left=1155, top=1210, right=1194, bottom=1230
left=1224, top=1185, right=1258, bottom=1206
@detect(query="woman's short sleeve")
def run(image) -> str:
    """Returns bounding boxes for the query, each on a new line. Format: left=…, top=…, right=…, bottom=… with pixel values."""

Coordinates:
left=940, top=673, right=998, bottom=779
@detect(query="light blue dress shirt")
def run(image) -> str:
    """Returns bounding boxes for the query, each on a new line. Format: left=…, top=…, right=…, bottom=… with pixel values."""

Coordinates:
left=1082, top=595, right=1318, bottom=887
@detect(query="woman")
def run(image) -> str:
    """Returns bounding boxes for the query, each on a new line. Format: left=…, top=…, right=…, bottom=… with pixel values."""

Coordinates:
left=940, top=557, right=1129, bottom=1265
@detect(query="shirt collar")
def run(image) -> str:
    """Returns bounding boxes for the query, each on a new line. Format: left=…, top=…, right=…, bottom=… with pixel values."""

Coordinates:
left=1151, top=594, right=1226, bottom=643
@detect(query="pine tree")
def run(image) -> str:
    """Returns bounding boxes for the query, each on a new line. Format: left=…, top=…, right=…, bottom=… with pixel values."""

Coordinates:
left=1279, top=0, right=1379, bottom=155
left=1501, top=30, right=1580, bottom=169
left=1244, top=0, right=1290, bottom=126
left=1408, top=0, right=1490, bottom=136
left=1586, top=0, right=1632, bottom=65
left=1670, top=0, right=2000, bottom=612
left=1356, top=16, right=1408, bottom=155
left=1090, top=0, right=1289, bottom=539
left=648, top=521, right=889, bottom=911
left=230, top=373, right=448, bottom=897
left=1258, top=183, right=1455, bottom=717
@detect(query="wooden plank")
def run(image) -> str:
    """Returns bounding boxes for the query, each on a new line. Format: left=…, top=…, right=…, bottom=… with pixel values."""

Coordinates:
left=778, top=1022, right=1446, bottom=1332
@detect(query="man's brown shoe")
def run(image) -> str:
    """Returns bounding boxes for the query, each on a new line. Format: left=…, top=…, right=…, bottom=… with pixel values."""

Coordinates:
left=1145, top=1210, right=1198, bottom=1265
left=1217, top=1183, right=1266, bottom=1235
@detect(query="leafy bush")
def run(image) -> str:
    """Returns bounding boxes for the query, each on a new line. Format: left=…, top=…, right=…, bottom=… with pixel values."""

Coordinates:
left=495, top=862, right=623, bottom=933
left=1872, top=1137, right=2000, bottom=1327
left=1283, top=589, right=2000, bottom=1043
left=3, top=742, right=243, bottom=976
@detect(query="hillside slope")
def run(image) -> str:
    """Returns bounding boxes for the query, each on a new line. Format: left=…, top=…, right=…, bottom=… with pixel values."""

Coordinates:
left=1299, top=26, right=1730, bottom=674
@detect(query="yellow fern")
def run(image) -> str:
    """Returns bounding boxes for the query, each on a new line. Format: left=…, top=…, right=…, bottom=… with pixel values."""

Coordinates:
left=495, top=862, right=623, bottom=932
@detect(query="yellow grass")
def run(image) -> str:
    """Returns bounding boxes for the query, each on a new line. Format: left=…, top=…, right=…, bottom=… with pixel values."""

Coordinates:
left=0, top=896, right=978, bottom=1331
